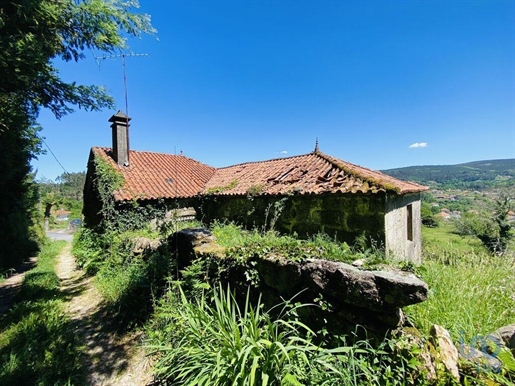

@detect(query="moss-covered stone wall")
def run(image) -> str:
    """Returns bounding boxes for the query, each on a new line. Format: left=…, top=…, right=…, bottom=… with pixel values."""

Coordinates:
left=199, top=193, right=386, bottom=244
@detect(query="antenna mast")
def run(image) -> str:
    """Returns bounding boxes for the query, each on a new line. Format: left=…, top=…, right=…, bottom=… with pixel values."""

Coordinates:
left=95, top=52, right=148, bottom=164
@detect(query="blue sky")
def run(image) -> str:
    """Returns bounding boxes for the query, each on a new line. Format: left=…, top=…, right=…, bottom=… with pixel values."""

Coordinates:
left=33, top=0, right=515, bottom=181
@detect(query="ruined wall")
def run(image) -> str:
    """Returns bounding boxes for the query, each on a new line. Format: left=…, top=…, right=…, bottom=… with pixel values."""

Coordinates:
left=199, top=193, right=386, bottom=245
left=169, top=228, right=429, bottom=338
left=384, top=193, right=422, bottom=264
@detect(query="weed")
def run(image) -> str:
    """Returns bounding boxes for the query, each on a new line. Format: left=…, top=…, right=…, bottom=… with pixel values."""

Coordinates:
left=146, top=283, right=432, bottom=385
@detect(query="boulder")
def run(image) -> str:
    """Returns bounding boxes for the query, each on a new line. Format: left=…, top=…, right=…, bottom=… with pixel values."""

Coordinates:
left=458, top=344, right=502, bottom=374
left=487, top=324, right=515, bottom=352
left=400, top=327, right=437, bottom=382
left=168, top=228, right=217, bottom=267
left=133, top=237, right=161, bottom=254
left=255, top=257, right=428, bottom=312
left=430, top=325, right=460, bottom=381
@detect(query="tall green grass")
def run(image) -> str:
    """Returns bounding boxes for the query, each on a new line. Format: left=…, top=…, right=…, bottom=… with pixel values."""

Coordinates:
left=146, top=284, right=425, bottom=385
left=407, top=228, right=515, bottom=342
left=0, top=241, right=84, bottom=385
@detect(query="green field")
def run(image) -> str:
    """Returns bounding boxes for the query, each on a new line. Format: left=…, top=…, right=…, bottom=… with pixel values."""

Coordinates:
left=422, top=222, right=484, bottom=254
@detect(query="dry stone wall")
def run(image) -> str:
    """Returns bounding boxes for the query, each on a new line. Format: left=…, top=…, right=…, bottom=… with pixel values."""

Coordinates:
left=169, top=228, right=428, bottom=336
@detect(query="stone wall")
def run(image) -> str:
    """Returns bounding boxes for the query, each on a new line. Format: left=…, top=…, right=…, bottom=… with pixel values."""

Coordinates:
left=199, top=192, right=386, bottom=245
left=385, top=193, right=422, bottom=264
left=169, top=228, right=428, bottom=338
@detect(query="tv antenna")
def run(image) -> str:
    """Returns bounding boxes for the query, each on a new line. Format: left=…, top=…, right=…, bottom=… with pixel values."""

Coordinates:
left=95, top=52, right=148, bottom=118
left=94, top=52, right=148, bottom=164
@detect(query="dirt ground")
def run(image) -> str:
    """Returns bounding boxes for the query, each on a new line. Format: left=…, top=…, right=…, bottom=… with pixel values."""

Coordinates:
left=54, top=243, right=154, bottom=385
left=0, top=241, right=154, bottom=385
left=0, top=256, right=37, bottom=316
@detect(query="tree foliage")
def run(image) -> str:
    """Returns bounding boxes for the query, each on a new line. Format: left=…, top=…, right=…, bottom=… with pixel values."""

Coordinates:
left=0, top=0, right=155, bottom=124
left=0, top=0, right=154, bottom=269
left=0, top=100, right=45, bottom=269
left=454, top=193, right=514, bottom=255
left=383, top=159, right=515, bottom=190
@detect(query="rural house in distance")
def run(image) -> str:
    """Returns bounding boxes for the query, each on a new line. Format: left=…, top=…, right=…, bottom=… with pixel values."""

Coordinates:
left=84, top=112, right=428, bottom=263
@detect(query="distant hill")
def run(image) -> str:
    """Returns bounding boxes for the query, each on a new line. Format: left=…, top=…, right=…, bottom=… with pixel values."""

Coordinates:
left=381, top=159, right=515, bottom=189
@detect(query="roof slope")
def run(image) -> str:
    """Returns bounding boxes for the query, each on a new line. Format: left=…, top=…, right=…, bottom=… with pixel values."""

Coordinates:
left=92, top=147, right=427, bottom=201
left=92, top=147, right=216, bottom=201
left=203, top=151, right=428, bottom=195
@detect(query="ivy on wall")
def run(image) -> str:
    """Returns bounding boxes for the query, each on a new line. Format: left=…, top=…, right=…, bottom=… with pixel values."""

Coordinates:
left=91, top=156, right=186, bottom=233
left=92, top=156, right=124, bottom=231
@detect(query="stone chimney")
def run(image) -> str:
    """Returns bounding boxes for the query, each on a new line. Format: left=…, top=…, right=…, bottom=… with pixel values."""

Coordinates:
left=109, top=111, right=131, bottom=166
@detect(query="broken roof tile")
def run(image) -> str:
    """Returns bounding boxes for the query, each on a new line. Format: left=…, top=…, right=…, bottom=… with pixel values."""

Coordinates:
left=91, top=147, right=427, bottom=202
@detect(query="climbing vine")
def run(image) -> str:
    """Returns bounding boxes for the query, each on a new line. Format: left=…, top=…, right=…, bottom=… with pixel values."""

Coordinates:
left=92, top=157, right=183, bottom=232
left=93, top=156, right=124, bottom=231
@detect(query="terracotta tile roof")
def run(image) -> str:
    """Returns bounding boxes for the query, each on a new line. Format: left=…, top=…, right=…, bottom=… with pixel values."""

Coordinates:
left=92, top=147, right=427, bottom=202
left=203, top=151, right=428, bottom=196
left=92, top=147, right=216, bottom=201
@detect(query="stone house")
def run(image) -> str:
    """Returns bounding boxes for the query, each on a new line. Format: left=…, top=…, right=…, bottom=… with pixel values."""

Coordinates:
left=84, top=112, right=428, bottom=263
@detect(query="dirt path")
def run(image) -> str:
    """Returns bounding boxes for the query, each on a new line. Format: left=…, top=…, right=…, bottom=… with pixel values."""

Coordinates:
left=55, top=243, right=154, bottom=385
left=0, top=256, right=37, bottom=316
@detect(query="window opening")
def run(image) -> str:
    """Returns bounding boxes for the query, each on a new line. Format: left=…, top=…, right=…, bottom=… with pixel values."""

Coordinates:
left=407, top=204, right=413, bottom=241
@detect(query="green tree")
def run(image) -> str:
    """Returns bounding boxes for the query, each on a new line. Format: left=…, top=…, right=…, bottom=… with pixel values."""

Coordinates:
left=38, top=172, right=86, bottom=226
left=421, top=202, right=439, bottom=228
left=0, top=0, right=155, bottom=269
left=0, top=114, right=45, bottom=268
left=454, top=193, right=514, bottom=255
left=56, top=171, right=87, bottom=201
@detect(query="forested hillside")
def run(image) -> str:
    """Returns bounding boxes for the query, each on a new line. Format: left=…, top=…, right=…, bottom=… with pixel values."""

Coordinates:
left=382, top=159, right=515, bottom=189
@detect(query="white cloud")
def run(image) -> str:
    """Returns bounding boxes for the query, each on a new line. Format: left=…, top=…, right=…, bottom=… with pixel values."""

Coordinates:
left=277, top=150, right=288, bottom=154
left=409, top=142, right=428, bottom=149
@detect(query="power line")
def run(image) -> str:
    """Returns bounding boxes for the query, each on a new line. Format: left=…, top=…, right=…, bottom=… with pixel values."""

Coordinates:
left=40, top=137, right=69, bottom=175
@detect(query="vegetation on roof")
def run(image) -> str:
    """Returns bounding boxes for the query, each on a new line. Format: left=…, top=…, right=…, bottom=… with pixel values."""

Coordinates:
left=206, top=179, right=239, bottom=195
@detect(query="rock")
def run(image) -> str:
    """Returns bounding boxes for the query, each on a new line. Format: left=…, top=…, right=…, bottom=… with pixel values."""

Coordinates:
left=352, top=258, right=365, bottom=267
left=252, top=255, right=303, bottom=294
left=168, top=228, right=217, bottom=267
left=133, top=237, right=161, bottom=254
left=172, top=228, right=215, bottom=247
left=487, top=324, right=515, bottom=352
left=430, top=325, right=460, bottom=381
left=167, top=228, right=430, bottom=335
left=400, top=327, right=437, bottom=382
left=252, top=256, right=427, bottom=330
left=458, top=344, right=502, bottom=374
left=297, top=258, right=428, bottom=311
left=373, top=270, right=430, bottom=308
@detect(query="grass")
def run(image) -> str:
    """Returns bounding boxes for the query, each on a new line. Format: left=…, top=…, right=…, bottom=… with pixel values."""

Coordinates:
left=0, top=241, right=84, bottom=385
left=211, top=221, right=385, bottom=265
left=422, top=221, right=484, bottom=254
left=146, top=284, right=420, bottom=385
left=406, top=225, right=515, bottom=342
left=73, top=219, right=515, bottom=384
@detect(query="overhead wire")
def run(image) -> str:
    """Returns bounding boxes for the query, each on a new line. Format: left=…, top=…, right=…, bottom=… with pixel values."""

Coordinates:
left=39, top=136, right=69, bottom=175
